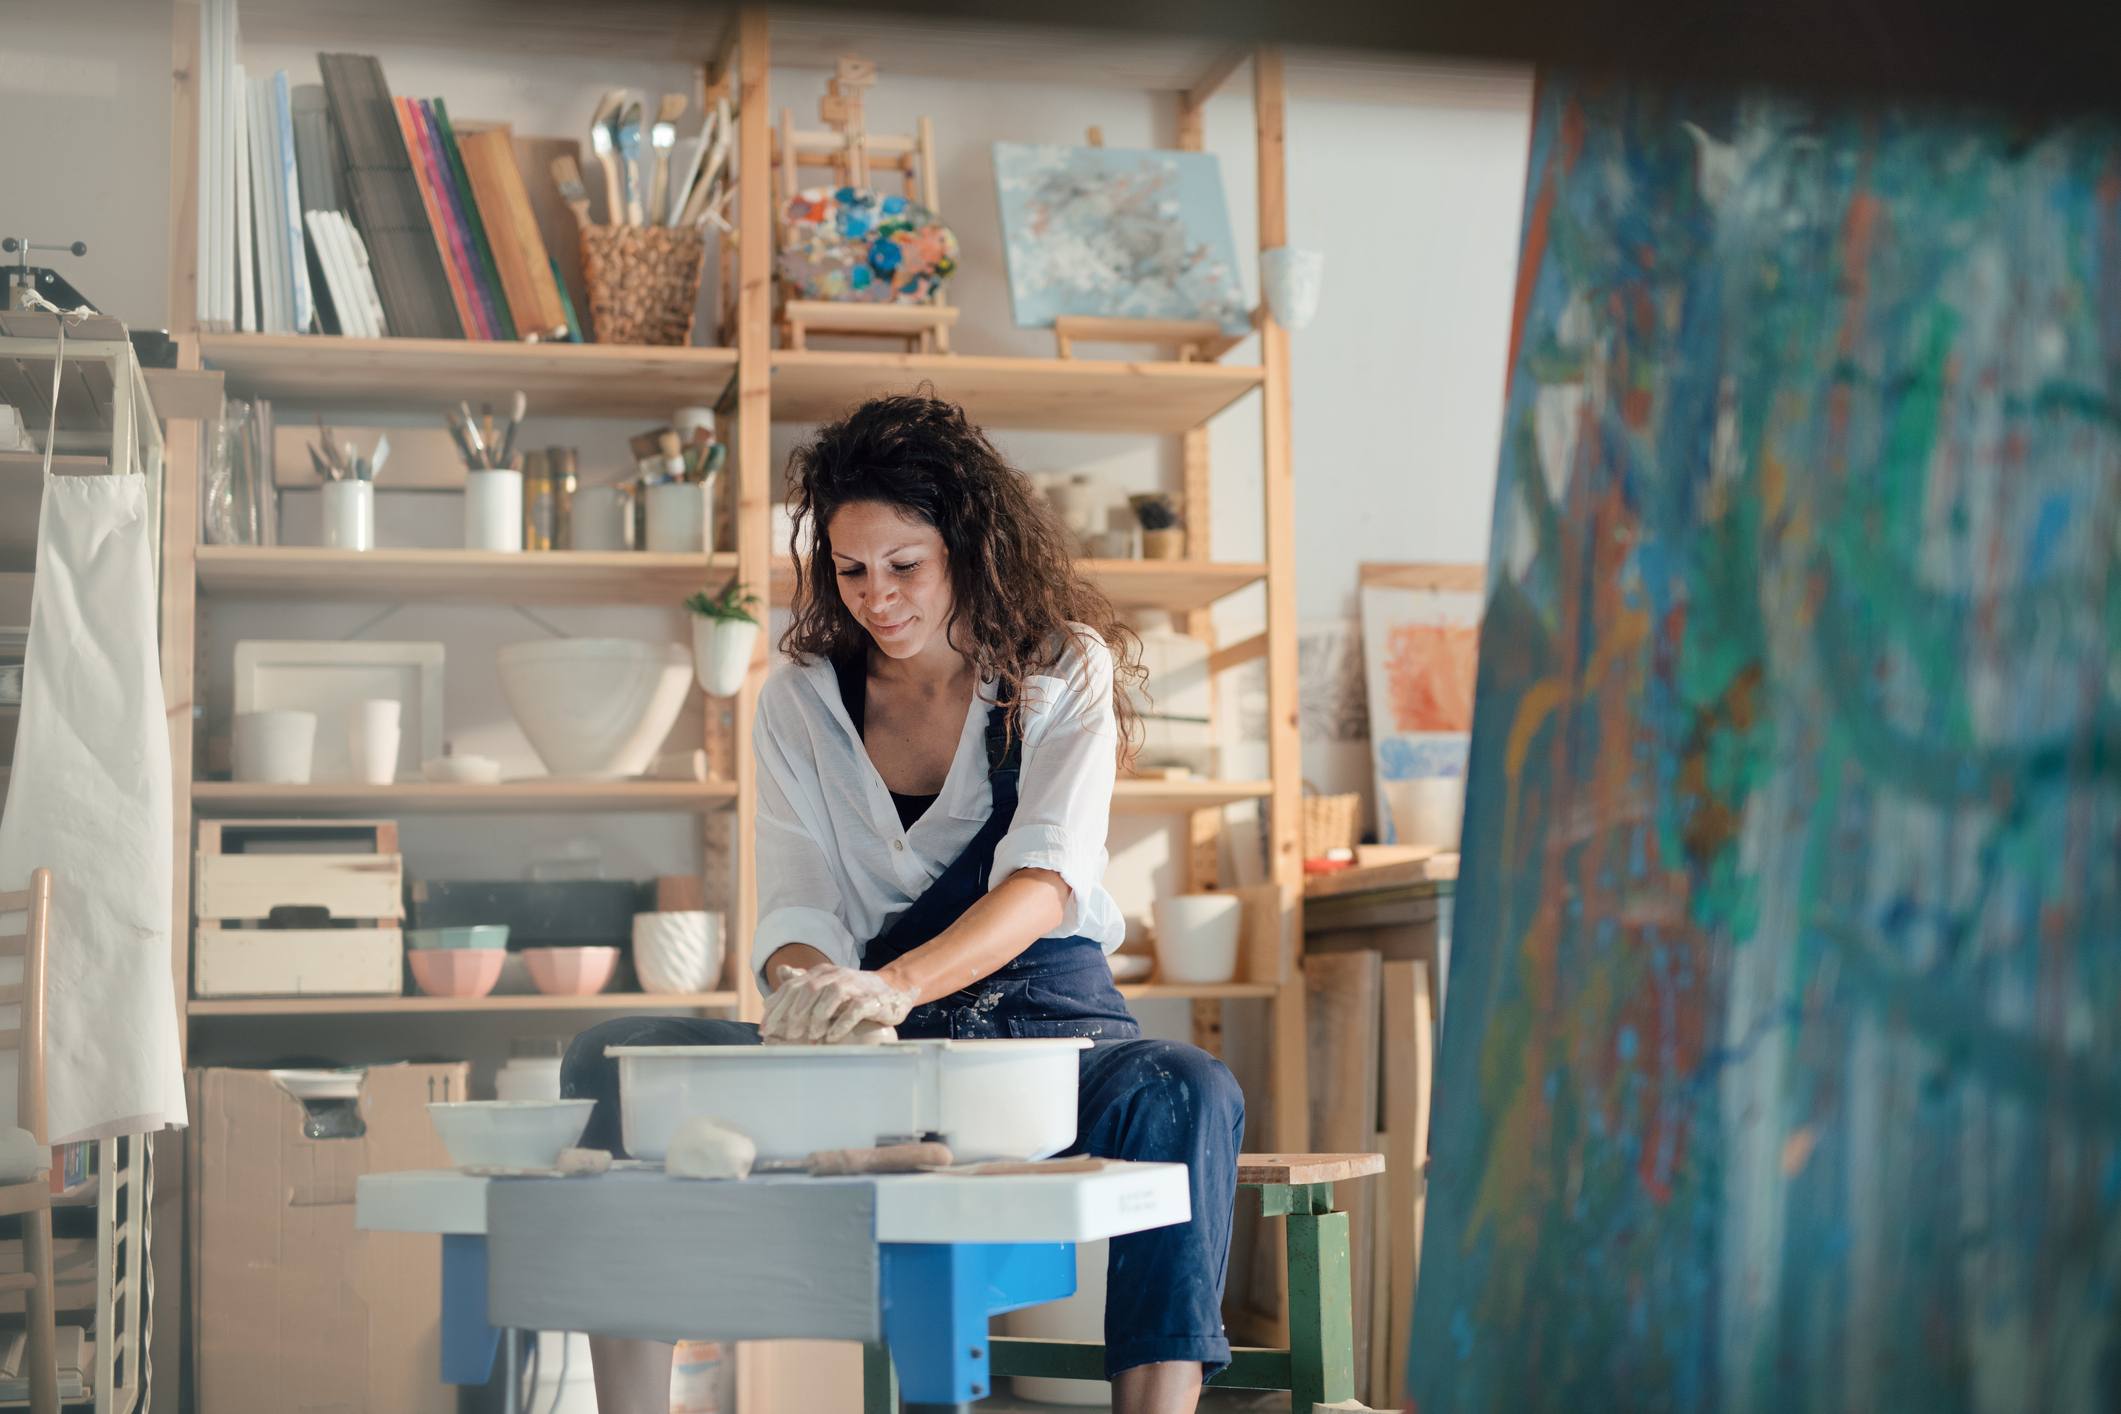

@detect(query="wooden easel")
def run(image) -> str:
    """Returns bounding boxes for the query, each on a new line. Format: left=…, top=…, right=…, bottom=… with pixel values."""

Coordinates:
left=775, top=57, right=954, bottom=353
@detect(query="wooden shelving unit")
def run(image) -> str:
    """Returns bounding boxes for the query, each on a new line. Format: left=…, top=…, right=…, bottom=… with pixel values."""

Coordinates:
left=167, top=13, right=1309, bottom=1410
left=188, top=990, right=740, bottom=1017
left=197, top=331, right=738, bottom=417
left=191, top=779, right=737, bottom=816
left=770, top=349, right=1263, bottom=433
left=197, top=546, right=736, bottom=605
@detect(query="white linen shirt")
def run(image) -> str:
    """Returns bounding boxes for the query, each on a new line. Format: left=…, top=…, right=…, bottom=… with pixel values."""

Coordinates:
left=750, top=626, right=1126, bottom=986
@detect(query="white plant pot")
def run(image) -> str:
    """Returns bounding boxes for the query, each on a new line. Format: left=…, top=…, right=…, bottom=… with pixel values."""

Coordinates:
left=464, top=470, right=525, bottom=551
left=632, top=911, right=726, bottom=994
left=1152, top=894, right=1243, bottom=984
left=693, top=617, right=759, bottom=697
left=1385, top=776, right=1466, bottom=850
left=232, top=709, right=317, bottom=784
left=321, top=480, right=374, bottom=551
left=1261, top=246, right=1325, bottom=331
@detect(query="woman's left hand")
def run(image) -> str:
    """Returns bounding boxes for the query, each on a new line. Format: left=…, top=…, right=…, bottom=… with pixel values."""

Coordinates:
left=763, top=964, right=916, bottom=1044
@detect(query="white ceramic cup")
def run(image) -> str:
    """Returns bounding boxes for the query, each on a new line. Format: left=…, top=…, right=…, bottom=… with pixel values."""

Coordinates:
left=349, top=698, right=402, bottom=785
left=321, top=480, right=374, bottom=551
left=1261, top=246, right=1325, bottom=331
left=464, top=470, right=525, bottom=551
left=645, top=481, right=711, bottom=553
left=1152, top=893, right=1243, bottom=985
left=232, top=709, right=317, bottom=784
left=1385, top=776, right=1467, bottom=849
left=632, top=911, right=726, bottom=994
left=570, top=486, right=629, bottom=551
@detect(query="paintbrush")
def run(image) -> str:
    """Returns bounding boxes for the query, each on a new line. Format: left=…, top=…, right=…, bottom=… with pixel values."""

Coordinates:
left=496, top=390, right=528, bottom=471
left=480, top=403, right=497, bottom=462
left=443, top=409, right=478, bottom=467
left=549, top=154, right=593, bottom=231
left=307, top=442, right=336, bottom=481
left=457, top=402, right=491, bottom=469
left=368, top=432, right=391, bottom=482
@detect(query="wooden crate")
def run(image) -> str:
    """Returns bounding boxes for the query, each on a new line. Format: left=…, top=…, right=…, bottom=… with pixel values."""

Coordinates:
left=195, top=820, right=403, bottom=925
left=194, top=819, right=405, bottom=997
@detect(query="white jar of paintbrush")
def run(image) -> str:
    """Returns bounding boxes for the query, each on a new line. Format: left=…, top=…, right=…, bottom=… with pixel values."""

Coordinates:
left=313, top=430, right=387, bottom=550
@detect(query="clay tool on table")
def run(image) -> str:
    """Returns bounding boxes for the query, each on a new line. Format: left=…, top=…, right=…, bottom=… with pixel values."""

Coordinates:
left=752, top=1141, right=955, bottom=1176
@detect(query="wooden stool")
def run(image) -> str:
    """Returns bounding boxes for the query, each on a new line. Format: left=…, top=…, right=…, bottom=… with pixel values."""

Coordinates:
left=862, top=1151, right=1387, bottom=1412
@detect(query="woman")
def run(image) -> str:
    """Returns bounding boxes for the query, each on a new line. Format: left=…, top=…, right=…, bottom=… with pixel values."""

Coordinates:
left=561, top=393, right=1244, bottom=1414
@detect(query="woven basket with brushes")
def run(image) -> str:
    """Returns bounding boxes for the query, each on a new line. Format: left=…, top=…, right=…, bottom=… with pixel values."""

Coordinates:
left=580, top=225, right=707, bottom=346
left=1301, top=782, right=1362, bottom=859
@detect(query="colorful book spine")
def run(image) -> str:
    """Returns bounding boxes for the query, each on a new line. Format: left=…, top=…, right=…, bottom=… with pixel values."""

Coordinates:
left=431, top=99, right=517, bottom=342
left=394, top=95, right=483, bottom=338
left=418, top=99, right=510, bottom=344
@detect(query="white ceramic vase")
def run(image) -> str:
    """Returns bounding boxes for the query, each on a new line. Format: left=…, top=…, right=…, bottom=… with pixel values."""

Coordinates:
left=322, top=480, right=374, bottom=551
left=232, top=709, right=317, bottom=784
left=464, top=470, right=525, bottom=551
left=632, top=911, right=726, bottom=994
left=348, top=698, right=402, bottom=785
left=693, top=616, right=759, bottom=697
left=1152, top=893, right=1243, bottom=984
left=1261, top=246, right=1325, bottom=331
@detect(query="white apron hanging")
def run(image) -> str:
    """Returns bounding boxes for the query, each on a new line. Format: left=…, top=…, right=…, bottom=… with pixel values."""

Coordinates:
left=0, top=471, right=186, bottom=1142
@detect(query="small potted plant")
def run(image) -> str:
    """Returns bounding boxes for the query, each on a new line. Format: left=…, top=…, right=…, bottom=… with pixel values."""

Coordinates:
left=685, top=582, right=762, bottom=696
left=1130, top=493, right=1185, bottom=560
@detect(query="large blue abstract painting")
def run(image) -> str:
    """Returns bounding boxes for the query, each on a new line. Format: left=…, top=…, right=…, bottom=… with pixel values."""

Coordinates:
left=1409, top=79, right=2121, bottom=1413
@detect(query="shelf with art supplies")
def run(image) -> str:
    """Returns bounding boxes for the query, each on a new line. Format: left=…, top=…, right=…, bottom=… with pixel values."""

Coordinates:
left=195, top=391, right=741, bottom=602
left=194, top=45, right=742, bottom=352
left=189, top=819, right=740, bottom=1014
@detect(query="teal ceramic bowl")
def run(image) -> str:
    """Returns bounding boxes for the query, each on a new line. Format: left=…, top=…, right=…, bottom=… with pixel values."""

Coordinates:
left=407, top=925, right=510, bottom=952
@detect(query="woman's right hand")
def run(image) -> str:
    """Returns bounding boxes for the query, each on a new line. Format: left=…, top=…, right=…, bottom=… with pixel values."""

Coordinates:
left=761, top=963, right=915, bottom=1044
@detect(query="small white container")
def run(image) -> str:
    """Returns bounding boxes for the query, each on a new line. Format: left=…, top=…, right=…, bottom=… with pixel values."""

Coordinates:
left=611, top=1038, right=1089, bottom=1163
left=1261, top=246, right=1325, bottom=331
left=692, top=616, right=759, bottom=697
left=633, top=910, right=726, bottom=994
left=571, top=485, right=629, bottom=551
left=1152, top=894, right=1243, bottom=984
left=428, top=1099, right=594, bottom=1169
left=348, top=697, right=402, bottom=785
left=465, top=470, right=525, bottom=551
left=321, top=479, right=374, bottom=551
left=645, top=480, right=712, bottom=553
left=1385, top=776, right=1466, bottom=849
left=495, top=1057, right=565, bottom=1103
left=231, top=708, right=317, bottom=784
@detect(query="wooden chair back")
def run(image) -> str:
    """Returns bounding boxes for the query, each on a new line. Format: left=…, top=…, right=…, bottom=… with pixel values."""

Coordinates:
left=0, top=868, right=52, bottom=1148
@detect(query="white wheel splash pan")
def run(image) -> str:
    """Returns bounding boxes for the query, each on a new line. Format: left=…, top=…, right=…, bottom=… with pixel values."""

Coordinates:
left=611, top=1038, right=1092, bottom=1163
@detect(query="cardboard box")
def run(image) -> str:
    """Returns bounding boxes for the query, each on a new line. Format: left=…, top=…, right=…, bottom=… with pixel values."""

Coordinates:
left=190, top=1063, right=468, bottom=1414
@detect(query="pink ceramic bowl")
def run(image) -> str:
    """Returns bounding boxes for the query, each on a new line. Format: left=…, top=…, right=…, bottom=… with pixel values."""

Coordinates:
left=408, top=948, right=506, bottom=999
left=524, top=945, right=620, bottom=996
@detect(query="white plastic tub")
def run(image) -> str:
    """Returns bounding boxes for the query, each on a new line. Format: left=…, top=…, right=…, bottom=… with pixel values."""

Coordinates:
left=610, top=1038, right=1091, bottom=1163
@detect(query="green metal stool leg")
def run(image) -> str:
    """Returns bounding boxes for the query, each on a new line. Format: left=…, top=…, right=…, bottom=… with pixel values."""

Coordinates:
left=863, top=1342, right=899, bottom=1414
left=1284, top=1190, right=1356, bottom=1408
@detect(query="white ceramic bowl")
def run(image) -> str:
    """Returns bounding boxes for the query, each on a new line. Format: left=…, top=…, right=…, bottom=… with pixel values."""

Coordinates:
left=427, top=1099, right=595, bottom=1169
left=496, top=638, right=692, bottom=779
left=1152, top=894, right=1243, bottom=984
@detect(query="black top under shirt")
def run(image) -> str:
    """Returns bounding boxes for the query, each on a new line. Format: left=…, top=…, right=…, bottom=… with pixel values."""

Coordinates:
left=834, top=652, right=939, bottom=831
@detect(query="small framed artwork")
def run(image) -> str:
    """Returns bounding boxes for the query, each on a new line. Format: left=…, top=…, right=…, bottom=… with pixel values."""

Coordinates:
left=1359, top=563, right=1485, bottom=847
left=992, top=142, right=1250, bottom=334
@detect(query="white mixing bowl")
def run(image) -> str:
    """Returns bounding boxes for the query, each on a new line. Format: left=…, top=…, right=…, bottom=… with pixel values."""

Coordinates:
left=497, top=638, right=692, bottom=779
left=428, top=1099, right=594, bottom=1169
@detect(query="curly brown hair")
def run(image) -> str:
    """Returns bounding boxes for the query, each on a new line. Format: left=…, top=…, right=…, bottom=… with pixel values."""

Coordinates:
left=780, top=392, right=1143, bottom=762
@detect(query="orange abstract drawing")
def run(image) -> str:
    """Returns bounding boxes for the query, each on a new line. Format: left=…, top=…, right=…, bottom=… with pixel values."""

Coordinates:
left=1385, top=621, right=1479, bottom=733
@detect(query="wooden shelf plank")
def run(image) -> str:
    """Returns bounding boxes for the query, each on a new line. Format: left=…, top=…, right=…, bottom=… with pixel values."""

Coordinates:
left=772, top=556, right=1265, bottom=614
left=188, top=991, right=740, bottom=1017
left=196, top=546, right=734, bottom=606
left=198, top=333, right=738, bottom=418
left=1112, top=779, right=1272, bottom=811
left=771, top=350, right=1264, bottom=434
left=192, top=780, right=736, bottom=816
left=1119, top=982, right=1278, bottom=1001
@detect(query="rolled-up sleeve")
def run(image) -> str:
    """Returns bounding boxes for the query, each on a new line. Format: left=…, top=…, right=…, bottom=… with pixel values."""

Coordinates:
left=989, top=630, right=1117, bottom=936
left=752, top=685, right=861, bottom=987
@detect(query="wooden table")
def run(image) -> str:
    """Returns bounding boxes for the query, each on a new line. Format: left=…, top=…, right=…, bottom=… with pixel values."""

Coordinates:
left=357, top=1162, right=1190, bottom=1413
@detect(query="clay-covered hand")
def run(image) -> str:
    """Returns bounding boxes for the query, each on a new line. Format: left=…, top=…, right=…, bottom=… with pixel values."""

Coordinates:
left=762, top=964, right=915, bottom=1044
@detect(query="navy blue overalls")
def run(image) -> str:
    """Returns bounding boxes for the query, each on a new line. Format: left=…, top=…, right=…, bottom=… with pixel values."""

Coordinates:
left=564, top=692, right=1245, bottom=1378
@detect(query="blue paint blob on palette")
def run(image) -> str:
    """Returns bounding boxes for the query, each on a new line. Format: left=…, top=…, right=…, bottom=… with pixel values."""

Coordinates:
left=777, top=186, right=957, bottom=304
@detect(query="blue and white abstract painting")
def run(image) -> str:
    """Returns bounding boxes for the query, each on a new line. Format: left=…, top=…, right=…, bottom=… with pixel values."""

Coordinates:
left=992, top=142, right=1249, bottom=334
